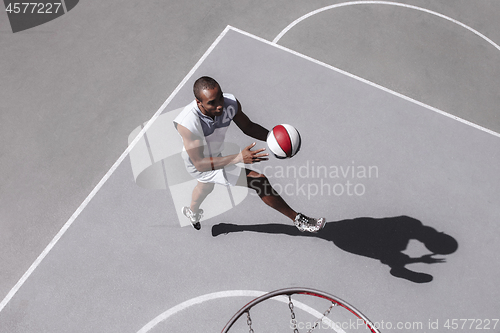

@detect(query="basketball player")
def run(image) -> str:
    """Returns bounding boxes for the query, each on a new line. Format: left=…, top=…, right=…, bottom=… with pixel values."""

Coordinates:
left=173, top=76, right=326, bottom=232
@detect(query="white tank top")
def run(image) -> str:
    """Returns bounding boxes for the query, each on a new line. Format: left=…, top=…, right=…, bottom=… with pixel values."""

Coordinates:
left=173, top=93, right=238, bottom=168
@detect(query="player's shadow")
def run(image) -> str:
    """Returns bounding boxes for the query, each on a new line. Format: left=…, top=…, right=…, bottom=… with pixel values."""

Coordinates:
left=212, top=216, right=458, bottom=283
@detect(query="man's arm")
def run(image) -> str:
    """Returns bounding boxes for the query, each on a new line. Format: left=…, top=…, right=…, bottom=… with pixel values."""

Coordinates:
left=177, top=124, right=267, bottom=172
left=233, top=100, right=269, bottom=141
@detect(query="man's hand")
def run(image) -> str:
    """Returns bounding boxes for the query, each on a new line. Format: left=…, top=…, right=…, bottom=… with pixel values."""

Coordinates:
left=239, top=142, right=269, bottom=164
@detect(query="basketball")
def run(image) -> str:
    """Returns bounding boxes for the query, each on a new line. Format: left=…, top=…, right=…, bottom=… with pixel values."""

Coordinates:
left=266, top=124, right=301, bottom=159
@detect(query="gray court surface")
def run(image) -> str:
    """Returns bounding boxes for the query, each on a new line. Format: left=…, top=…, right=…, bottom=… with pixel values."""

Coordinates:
left=2, top=1, right=500, bottom=332
left=1, top=26, right=499, bottom=332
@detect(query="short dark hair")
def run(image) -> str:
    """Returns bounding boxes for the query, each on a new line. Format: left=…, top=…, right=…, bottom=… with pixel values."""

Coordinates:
left=193, top=76, right=219, bottom=101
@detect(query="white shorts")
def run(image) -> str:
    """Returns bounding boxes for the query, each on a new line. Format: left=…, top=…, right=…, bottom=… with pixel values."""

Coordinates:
left=185, top=161, right=246, bottom=186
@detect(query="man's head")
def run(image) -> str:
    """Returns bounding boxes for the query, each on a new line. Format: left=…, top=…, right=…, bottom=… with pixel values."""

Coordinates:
left=193, top=76, right=224, bottom=118
left=418, top=226, right=458, bottom=255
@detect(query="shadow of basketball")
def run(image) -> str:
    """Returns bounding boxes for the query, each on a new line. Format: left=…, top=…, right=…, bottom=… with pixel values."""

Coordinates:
left=212, top=215, right=458, bottom=283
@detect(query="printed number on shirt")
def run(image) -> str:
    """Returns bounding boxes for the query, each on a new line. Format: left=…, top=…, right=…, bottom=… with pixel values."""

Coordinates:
left=222, top=105, right=236, bottom=123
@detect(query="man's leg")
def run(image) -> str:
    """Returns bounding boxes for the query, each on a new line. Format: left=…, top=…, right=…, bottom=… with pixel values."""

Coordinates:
left=182, top=180, right=214, bottom=230
left=239, top=169, right=326, bottom=232
left=190, top=180, right=215, bottom=213
left=243, top=169, right=297, bottom=221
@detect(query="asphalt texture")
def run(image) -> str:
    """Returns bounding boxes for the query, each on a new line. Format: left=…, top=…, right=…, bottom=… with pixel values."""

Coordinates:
left=1, top=1, right=500, bottom=332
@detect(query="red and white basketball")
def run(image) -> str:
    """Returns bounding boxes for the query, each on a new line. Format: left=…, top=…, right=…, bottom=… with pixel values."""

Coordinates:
left=266, top=124, right=302, bottom=159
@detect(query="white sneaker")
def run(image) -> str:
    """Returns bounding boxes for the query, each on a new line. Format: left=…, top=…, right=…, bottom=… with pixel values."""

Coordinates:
left=182, top=207, right=203, bottom=230
left=294, top=213, right=326, bottom=233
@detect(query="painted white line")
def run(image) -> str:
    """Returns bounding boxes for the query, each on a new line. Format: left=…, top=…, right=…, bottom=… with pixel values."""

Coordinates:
left=0, top=25, right=234, bottom=314
left=227, top=26, right=500, bottom=139
left=136, top=290, right=346, bottom=333
left=2, top=19, right=498, bottom=316
left=137, top=290, right=265, bottom=333
left=60, top=0, right=68, bottom=13
left=273, top=0, right=500, bottom=54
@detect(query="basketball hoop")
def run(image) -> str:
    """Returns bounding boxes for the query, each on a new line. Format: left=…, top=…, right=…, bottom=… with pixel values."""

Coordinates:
left=221, top=287, right=381, bottom=333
